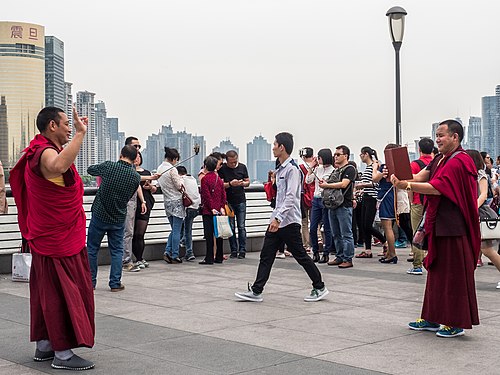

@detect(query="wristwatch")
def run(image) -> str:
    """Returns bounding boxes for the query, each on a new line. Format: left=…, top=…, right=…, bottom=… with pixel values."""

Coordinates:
left=405, top=182, right=412, bottom=191
left=275, top=217, right=281, bottom=224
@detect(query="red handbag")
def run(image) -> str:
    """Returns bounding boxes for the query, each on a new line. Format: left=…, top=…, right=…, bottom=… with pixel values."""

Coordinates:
left=180, top=186, right=193, bottom=207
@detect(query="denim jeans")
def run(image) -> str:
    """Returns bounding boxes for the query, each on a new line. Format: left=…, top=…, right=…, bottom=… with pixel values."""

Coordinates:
left=309, top=197, right=332, bottom=254
left=86, top=215, right=125, bottom=289
left=166, top=215, right=183, bottom=258
left=184, top=208, right=199, bottom=258
left=228, top=202, right=247, bottom=254
left=328, top=206, right=355, bottom=262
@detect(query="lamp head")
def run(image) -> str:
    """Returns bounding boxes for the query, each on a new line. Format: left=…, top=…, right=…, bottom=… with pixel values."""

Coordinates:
left=386, top=6, right=407, bottom=44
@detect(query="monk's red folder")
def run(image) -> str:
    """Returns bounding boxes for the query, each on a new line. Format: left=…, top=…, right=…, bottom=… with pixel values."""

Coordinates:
left=384, top=146, right=413, bottom=182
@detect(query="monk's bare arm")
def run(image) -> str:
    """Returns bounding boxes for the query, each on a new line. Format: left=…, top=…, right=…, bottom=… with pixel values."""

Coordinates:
left=40, top=108, right=87, bottom=179
left=411, top=168, right=430, bottom=182
left=391, top=174, right=440, bottom=195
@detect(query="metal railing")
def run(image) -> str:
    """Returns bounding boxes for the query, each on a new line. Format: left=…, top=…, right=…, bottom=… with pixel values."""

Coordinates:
left=0, top=186, right=272, bottom=255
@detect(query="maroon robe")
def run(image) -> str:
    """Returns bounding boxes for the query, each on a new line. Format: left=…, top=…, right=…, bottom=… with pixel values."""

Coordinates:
left=421, top=147, right=481, bottom=329
left=10, top=135, right=95, bottom=350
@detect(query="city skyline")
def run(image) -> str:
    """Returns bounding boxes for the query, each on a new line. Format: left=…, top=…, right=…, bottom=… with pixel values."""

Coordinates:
left=2, top=1, right=500, bottom=164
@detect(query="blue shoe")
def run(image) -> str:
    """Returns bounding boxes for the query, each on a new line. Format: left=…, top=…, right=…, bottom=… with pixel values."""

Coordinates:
left=406, top=267, right=423, bottom=275
left=395, top=240, right=407, bottom=248
left=436, top=326, right=465, bottom=338
left=408, top=319, right=440, bottom=331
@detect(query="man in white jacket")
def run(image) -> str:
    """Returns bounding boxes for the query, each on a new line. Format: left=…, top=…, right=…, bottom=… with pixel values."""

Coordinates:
left=177, top=166, right=201, bottom=261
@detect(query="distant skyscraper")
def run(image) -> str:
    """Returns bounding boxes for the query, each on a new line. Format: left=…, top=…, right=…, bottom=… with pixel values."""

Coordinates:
left=95, top=101, right=111, bottom=163
left=430, top=122, right=439, bottom=142
left=256, top=160, right=276, bottom=183
left=467, top=116, right=481, bottom=152
left=142, top=123, right=206, bottom=174
left=107, top=117, right=120, bottom=161
left=75, top=91, right=97, bottom=174
left=0, top=22, right=45, bottom=167
left=44, top=36, right=65, bottom=109
left=247, top=135, right=271, bottom=181
left=213, top=139, right=238, bottom=155
left=481, top=86, right=500, bottom=157
left=64, top=82, right=73, bottom=129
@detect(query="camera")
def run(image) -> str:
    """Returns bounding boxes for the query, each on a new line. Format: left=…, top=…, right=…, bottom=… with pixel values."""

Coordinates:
left=299, top=147, right=313, bottom=158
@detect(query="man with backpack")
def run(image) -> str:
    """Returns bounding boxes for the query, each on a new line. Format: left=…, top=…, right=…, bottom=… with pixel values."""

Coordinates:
left=320, top=145, right=357, bottom=268
left=407, top=138, right=434, bottom=275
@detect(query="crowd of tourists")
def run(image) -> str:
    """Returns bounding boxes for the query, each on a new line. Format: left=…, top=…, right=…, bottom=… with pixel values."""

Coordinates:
left=8, top=106, right=500, bottom=371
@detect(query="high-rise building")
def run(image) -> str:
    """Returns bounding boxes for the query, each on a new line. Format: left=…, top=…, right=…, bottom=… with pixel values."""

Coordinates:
left=481, top=86, right=500, bottom=157
left=107, top=117, right=120, bottom=161
left=0, top=22, right=45, bottom=167
left=64, top=82, right=73, bottom=129
left=256, top=160, right=276, bottom=183
left=95, top=101, right=112, bottom=163
left=75, top=91, right=97, bottom=174
left=247, top=135, right=271, bottom=181
left=142, top=124, right=206, bottom=174
left=44, top=36, right=65, bottom=109
left=430, top=122, right=439, bottom=142
left=213, top=139, right=238, bottom=155
left=467, top=116, right=481, bottom=152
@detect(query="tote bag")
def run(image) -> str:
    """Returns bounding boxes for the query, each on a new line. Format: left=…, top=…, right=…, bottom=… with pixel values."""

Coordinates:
left=213, top=215, right=233, bottom=239
left=12, top=253, right=32, bottom=282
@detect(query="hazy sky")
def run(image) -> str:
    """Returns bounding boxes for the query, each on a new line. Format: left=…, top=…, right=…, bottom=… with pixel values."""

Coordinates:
left=4, top=0, right=500, bottom=164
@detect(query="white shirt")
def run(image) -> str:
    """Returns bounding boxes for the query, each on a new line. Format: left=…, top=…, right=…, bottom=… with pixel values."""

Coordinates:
left=157, top=161, right=183, bottom=201
left=181, top=175, right=201, bottom=209
left=306, top=165, right=334, bottom=198
left=271, top=157, right=302, bottom=228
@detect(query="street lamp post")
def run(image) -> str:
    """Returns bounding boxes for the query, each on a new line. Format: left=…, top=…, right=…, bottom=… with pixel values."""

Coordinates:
left=386, top=6, right=407, bottom=146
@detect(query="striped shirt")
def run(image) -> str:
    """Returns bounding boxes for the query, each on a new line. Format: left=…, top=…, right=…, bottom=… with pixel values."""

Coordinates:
left=360, top=164, right=378, bottom=198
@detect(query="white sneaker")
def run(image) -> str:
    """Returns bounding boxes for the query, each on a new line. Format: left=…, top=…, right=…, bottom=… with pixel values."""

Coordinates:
left=275, top=252, right=286, bottom=259
left=235, top=283, right=263, bottom=302
left=496, top=282, right=500, bottom=289
left=304, top=287, right=329, bottom=302
left=135, top=261, right=146, bottom=269
left=124, top=263, right=141, bottom=272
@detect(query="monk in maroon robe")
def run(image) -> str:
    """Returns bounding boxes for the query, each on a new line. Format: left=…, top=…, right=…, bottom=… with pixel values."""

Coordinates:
left=10, top=107, right=95, bottom=370
left=391, top=119, right=480, bottom=338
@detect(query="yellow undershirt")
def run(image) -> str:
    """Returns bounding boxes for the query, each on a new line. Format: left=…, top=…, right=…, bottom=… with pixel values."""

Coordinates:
left=47, top=175, right=65, bottom=187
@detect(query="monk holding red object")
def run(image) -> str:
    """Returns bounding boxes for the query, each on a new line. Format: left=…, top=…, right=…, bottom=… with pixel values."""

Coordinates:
left=10, top=107, right=95, bottom=370
left=391, top=119, right=480, bottom=338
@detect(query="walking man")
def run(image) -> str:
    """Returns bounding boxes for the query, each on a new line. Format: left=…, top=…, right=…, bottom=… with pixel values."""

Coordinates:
left=235, top=132, right=328, bottom=302
left=392, top=119, right=480, bottom=338
left=10, top=107, right=95, bottom=370
left=86, top=145, right=146, bottom=292
left=218, top=150, right=250, bottom=259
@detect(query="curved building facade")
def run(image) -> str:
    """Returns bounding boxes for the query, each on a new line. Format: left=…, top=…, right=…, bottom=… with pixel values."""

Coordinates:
left=0, top=21, right=45, bottom=168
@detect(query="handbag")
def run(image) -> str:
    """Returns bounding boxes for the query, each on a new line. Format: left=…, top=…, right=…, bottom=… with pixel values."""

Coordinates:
left=480, top=218, right=500, bottom=240
left=12, top=252, right=32, bottom=282
left=225, top=203, right=235, bottom=218
left=412, top=211, right=428, bottom=250
left=213, top=215, right=233, bottom=239
left=180, top=186, right=193, bottom=207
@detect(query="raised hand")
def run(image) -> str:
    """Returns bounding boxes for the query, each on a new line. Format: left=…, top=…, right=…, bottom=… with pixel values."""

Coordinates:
left=72, top=106, right=88, bottom=134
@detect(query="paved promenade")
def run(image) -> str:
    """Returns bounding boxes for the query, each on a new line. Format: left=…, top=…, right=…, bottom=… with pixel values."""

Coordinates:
left=0, top=249, right=499, bottom=374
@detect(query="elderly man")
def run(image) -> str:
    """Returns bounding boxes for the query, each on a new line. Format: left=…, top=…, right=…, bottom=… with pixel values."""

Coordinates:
left=391, top=119, right=480, bottom=338
left=10, top=107, right=95, bottom=370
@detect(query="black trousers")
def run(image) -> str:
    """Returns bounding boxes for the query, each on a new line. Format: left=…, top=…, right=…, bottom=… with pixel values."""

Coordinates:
left=361, top=194, right=386, bottom=250
left=252, top=223, right=324, bottom=294
left=202, top=215, right=224, bottom=262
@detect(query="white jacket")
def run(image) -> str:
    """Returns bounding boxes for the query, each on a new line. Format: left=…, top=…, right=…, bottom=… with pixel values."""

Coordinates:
left=181, top=175, right=201, bottom=209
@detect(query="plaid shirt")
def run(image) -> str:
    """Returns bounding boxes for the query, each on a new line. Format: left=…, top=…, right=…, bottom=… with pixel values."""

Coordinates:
left=88, top=160, right=141, bottom=224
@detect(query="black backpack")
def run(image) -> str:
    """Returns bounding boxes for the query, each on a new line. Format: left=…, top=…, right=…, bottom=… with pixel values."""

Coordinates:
left=321, top=165, right=354, bottom=210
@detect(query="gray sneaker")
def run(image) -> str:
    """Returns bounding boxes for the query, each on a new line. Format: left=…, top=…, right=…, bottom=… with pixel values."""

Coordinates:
left=51, top=354, right=95, bottom=370
left=185, top=255, right=196, bottom=261
left=34, top=349, right=54, bottom=362
left=235, top=283, right=263, bottom=302
left=124, top=263, right=141, bottom=272
left=304, top=286, right=329, bottom=302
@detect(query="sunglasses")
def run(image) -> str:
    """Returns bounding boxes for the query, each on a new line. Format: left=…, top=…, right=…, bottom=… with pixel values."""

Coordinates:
left=133, top=144, right=141, bottom=149
left=334, top=153, right=344, bottom=157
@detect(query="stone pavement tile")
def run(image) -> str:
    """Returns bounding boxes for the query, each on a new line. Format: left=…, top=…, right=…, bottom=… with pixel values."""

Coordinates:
left=179, top=299, right=307, bottom=324
left=99, top=282, right=219, bottom=309
left=238, top=358, right=387, bottom=375
left=257, top=292, right=354, bottom=314
left=0, top=363, right=47, bottom=374
left=114, top=304, right=250, bottom=334
left=132, top=334, right=301, bottom=374
left=23, top=347, right=212, bottom=375
left=206, top=323, right=364, bottom=357
left=0, top=276, right=30, bottom=299
left=270, top=308, right=417, bottom=344
left=0, top=319, right=32, bottom=364
left=94, top=315, right=192, bottom=347
left=316, top=331, right=497, bottom=375
left=0, top=292, right=29, bottom=324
